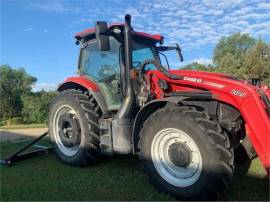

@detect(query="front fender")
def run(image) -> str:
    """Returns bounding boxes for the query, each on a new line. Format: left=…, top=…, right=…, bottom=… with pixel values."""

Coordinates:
left=132, top=97, right=188, bottom=153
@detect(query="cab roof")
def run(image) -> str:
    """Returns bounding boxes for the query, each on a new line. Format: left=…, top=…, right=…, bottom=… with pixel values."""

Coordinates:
left=75, top=23, right=164, bottom=43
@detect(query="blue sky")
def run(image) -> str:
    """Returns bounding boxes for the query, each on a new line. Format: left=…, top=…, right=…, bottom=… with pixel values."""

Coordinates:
left=1, top=0, right=270, bottom=91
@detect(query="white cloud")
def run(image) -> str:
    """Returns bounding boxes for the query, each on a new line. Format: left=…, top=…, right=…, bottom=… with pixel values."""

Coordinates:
left=193, top=58, right=213, bottom=65
left=258, top=2, right=270, bottom=9
left=30, top=1, right=81, bottom=14
left=31, top=3, right=67, bottom=13
left=27, top=0, right=270, bottom=52
left=24, top=27, right=33, bottom=31
left=232, top=7, right=253, bottom=16
left=32, top=83, right=57, bottom=92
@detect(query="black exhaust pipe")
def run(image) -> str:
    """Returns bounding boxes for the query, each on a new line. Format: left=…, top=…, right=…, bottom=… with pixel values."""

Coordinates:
left=116, top=14, right=135, bottom=119
left=112, top=14, right=135, bottom=154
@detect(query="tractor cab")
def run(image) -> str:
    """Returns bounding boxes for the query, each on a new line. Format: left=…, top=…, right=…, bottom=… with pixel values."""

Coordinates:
left=74, top=23, right=182, bottom=111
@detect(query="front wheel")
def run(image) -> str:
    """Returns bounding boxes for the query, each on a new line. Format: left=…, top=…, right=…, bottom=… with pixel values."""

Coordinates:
left=138, top=106, right=234, bottom=200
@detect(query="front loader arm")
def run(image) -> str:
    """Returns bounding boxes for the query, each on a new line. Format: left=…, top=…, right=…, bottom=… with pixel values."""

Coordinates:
left=240, top=93, right=270, bottom=174
left=147, top=70, right=270, bottom=174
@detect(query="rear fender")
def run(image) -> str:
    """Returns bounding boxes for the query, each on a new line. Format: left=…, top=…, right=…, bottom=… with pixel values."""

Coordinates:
left=57, top=76, right=108, bottom=114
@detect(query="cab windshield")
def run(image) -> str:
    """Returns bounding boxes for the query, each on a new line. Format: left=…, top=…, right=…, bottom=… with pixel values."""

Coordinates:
left=132, top=41, right=157, bottom=70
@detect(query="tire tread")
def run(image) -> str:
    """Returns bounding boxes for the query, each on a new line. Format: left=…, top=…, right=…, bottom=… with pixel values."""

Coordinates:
left=49, top=89, right=102, bottom=166
left=138, top=105, right=234, bottom=200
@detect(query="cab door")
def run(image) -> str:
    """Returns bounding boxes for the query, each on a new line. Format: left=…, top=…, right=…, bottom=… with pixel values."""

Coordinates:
left=79, top=37, right=121, bottom=110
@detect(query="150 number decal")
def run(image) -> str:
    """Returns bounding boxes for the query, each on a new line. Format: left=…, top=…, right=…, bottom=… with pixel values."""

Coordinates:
left=231, top=89, right=246, bottom=97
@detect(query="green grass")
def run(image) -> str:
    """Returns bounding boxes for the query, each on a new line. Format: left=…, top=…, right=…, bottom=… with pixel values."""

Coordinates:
left=0, top=124, right=47, bottom=130
left=0, top=140, right=269, bottom=201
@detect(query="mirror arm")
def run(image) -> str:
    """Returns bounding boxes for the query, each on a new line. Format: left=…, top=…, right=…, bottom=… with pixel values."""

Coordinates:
left=157, top=43, right=184, bottom=62
left=159, top=51, right=170, bottom=70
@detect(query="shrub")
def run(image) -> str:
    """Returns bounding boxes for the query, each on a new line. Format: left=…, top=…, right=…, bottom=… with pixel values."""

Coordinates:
left=5, top=117, right=23, bottom=126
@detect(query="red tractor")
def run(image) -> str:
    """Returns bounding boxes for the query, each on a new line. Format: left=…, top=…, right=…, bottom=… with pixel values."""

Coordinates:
left=48, top=15, right=270, bottom=200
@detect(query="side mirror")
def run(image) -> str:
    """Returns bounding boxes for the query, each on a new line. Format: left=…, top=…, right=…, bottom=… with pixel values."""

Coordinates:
left=175, top=43, right=184, bottom=62
left=95, top=21, right=110, bottom=51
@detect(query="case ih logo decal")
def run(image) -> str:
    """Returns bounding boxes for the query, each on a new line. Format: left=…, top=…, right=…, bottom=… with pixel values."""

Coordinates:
left=184, top=77, right=202, bottom=83
left=231, top=89, right=246, bottom=97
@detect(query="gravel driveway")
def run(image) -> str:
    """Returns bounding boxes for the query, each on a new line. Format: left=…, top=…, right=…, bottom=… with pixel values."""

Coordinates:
left=0, top=128, right=48, bottom=142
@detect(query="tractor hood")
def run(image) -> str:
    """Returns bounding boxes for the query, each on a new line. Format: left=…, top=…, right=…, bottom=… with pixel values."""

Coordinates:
left=149, top=69, right=269, bottom=96
left=167, top=69, right=270, bottom=101
left=169, top=69, right=234, bottom=80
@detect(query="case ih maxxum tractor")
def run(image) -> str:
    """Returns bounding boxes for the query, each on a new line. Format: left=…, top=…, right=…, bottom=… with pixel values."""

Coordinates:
left=48, top=15, right=270, bottom=200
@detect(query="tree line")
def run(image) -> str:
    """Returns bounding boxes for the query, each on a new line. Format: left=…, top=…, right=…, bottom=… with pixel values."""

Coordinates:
left=182, top=33, right=270, bottom=85
left=0, top=33, right=269, bottom=126
left=0, top=65, right=57, bottom=126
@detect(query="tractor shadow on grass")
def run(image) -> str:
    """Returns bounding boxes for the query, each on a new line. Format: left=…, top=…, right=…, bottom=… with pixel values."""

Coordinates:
left=1, top=137, right=269, bottom=201
left=226, top=159, right=269, bottom=201
left=97, top=154, right=269, bottom=201
left=84, top=154, right=269, bottom=201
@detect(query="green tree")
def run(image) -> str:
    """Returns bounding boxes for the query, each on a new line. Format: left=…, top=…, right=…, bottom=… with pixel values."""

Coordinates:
left=243, top=39, right=270, bottom=85
left=182, top=62, right=215, bottom=72
left=21, top=91, right=57, bottom=124
left=0, top=65, right=37, bottom=120
left=213, top=32, right=256, bottom=77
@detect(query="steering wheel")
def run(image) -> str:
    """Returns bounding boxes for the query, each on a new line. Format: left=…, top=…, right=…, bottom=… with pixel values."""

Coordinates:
left=132, top=61, right=142, bottom=69
left=138, top=59, right=164, bottom=78
left=99, top=65, right=117, bottom=83
left=138, top=59, right=183, bottom=80
left=102, top=74, right=117, bottom=83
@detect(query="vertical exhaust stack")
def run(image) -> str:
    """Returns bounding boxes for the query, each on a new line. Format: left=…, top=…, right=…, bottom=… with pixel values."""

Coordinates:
left=112, top=14, right=135, bottom=154
left=116, top=14, right=135, bottom=119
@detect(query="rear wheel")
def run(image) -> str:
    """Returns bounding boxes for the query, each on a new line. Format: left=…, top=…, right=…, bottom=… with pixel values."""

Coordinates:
left=48, top=89, right=101, bottom=166
left=138, top=106, right=234, bottom=200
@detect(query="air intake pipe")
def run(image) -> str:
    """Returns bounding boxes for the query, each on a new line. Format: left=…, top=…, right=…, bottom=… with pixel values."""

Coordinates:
left=115, top=14, right=135, bottom=119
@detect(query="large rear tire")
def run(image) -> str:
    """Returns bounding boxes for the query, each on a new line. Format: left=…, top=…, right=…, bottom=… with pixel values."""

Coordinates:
left=48, top=89, right=101, bottom=166
left=138, top=106, right=234, bottom=200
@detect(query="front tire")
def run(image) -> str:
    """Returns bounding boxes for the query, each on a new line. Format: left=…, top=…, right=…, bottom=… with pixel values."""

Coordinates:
left=138, top=106, right=234, bottom=200
left=48, top=89, right=101, bottom=166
